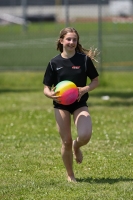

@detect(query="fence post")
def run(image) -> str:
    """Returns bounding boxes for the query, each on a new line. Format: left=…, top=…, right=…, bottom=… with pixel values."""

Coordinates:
left=132, top=0, right=133, bottom=15
left=98, top=0, right=102, bottom=73
left=64, top=0, right=69, bottom=27
left=21, top=0, right=27, bottom=32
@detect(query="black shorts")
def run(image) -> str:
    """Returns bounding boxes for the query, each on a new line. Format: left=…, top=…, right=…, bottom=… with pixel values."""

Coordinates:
left=53, top=101, right=88, bottom=114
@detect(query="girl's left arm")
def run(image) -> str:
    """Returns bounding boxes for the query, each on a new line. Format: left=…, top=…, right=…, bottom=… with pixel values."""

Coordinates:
left=78, top=77, right=99, bottom=101
left=84, top=76, right=99, bottom=92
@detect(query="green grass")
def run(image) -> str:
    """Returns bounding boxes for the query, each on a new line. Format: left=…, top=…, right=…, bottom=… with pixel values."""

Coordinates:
left=0, top=71, right=133, bottom=200
left=0, top=22, right=133, bottom=70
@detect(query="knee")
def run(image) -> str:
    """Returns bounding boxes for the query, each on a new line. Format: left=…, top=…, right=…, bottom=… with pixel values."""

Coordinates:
left=78, top=130, right=92, bottom=144
left=62, top=138, right=72, bottom=150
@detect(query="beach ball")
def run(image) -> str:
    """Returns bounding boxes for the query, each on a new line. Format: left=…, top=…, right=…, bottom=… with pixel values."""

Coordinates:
left=55, top=80, right=78, bottom=105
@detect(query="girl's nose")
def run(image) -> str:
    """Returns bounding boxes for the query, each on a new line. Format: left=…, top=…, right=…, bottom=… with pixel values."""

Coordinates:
left=70, top=39, right=74, bottom=43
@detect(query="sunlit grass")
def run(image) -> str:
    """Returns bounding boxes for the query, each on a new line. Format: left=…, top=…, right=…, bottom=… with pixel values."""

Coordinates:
left=0, top=71, right=133, bottom=199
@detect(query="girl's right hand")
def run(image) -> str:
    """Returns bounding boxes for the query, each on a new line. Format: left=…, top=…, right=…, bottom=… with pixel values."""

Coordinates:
left=50, top=88, right=61, bottom=103
left=44, top=85, right=61, bottom=103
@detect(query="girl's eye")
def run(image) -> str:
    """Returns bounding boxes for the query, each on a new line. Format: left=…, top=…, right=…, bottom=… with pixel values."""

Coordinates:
left=73, top=38, right=77, bottom=42
left=67, top=38, right=77, bottom=42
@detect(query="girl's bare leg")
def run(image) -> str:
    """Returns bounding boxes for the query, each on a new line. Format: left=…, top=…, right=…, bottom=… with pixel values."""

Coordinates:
left=73, top=107, right=92, bottom=164
left=54, top=108, right=76, bottom=182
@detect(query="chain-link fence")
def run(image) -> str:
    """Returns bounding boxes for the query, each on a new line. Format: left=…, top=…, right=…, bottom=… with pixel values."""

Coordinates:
left=0, top=0, right=133, bottom=71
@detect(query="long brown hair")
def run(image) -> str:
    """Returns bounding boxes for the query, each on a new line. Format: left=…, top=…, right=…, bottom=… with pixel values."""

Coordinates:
left=57, top=27, right=99, bottom=62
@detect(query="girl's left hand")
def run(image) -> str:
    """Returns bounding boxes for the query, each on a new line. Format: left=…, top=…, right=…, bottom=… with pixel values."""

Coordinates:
left=77, top=86, right=88, bottom=102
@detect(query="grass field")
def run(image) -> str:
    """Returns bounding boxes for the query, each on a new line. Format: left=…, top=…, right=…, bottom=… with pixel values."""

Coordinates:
left=0, top=21, right=133, bottom=70
left=0, top=71, right=133, bottom=200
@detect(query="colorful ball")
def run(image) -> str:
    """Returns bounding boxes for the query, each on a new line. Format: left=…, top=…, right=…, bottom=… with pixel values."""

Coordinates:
left=55, top=80, right=78, bottom=105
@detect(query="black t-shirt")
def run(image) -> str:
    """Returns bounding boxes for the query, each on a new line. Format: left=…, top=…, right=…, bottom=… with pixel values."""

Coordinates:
left=43, top=52, right=99, bottom=102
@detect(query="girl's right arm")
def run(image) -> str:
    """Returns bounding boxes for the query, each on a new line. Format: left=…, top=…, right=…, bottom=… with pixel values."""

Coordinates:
left=44, top=85, right=54, bottom=99
left=44, top=85, right=61, bottom=103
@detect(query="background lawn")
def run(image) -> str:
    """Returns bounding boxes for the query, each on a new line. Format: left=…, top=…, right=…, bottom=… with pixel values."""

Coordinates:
left=0, top=19, right=133, bottom=199
left=0, top=21, right=133, bottom=71
left=0, top=71, right=133, bottom=200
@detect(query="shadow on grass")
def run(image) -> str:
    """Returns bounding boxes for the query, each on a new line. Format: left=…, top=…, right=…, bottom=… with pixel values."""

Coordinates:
left=91, top=91, right=133, bottom=99
left=0, top=89, right=133, bottom=97
left=89, top=101, right=133, bottom=107
left=89, top=91, right=133, bottom=107
left=0, top=89, right=133, bottom=107
left=77, top=177, right=133, bottom=184
left=0, top=88, right=40, bottom=93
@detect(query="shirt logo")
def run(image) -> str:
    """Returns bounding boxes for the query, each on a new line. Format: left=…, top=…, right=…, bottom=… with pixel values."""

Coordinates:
left=56, top=67, right=63, bottom=70
left=72, top=66, right=80, bottom=69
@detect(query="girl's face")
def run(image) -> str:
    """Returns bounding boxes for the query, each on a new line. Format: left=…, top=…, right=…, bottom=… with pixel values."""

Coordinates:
left=60, top=32, right=78, bottom=53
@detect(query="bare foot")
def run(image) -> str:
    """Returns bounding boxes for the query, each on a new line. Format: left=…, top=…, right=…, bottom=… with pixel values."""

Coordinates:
left=67, top=176, right=77, bottom=182
left=73, top=140, right=83, bottom=164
